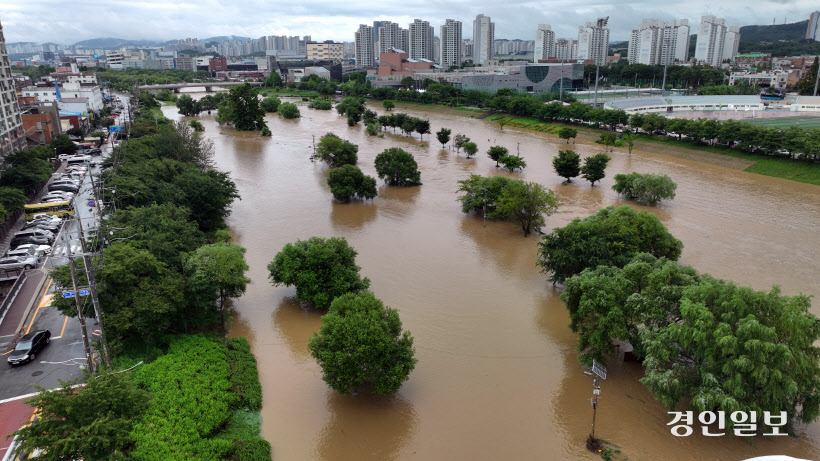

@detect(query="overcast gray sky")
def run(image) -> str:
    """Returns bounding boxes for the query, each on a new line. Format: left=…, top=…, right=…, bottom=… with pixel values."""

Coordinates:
left=1, top=0, right=818, bottom=45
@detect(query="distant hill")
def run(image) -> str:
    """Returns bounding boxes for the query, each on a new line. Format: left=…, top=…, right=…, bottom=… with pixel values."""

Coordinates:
left=73, top=37, right=167, bottom=48
left=739, top=20, right=808, bottom=44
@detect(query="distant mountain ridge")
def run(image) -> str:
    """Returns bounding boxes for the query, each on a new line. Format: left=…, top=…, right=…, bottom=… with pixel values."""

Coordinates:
left=739, top=20, right=809, bottom=44
left=73, top=37, right=170, bottom=48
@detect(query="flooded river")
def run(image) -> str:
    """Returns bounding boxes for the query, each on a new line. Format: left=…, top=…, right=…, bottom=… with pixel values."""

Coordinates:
left=162, top=95, right=820, bottom=461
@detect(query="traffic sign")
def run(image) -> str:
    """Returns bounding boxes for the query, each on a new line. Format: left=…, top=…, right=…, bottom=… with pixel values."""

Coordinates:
left=79, top=290, right=90, bottom=296
left=87, top=201, right=95, bottom=208
left=62, top=292, right=74, bottom=298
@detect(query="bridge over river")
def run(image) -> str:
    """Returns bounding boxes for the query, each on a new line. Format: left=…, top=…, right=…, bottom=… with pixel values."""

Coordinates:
left=137, top=81, right=263, bottom=92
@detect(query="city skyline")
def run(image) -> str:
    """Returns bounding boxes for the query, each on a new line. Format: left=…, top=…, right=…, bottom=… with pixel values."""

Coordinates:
left=2, top=1, right=819, bottom=45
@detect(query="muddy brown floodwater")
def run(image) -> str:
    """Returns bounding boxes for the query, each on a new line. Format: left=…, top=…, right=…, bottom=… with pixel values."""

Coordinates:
left=162, top=94, right=820, bottom=461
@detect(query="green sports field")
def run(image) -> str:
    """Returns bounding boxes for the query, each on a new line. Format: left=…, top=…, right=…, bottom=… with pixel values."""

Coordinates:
left=740, top=115, right=820, bottom=129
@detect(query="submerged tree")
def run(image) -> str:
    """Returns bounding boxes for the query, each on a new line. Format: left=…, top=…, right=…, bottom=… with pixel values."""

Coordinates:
left=308, top=291, right=417, bottom=395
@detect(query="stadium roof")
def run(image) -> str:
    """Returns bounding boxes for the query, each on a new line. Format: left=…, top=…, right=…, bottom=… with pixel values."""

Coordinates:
left=608, top=95, right=762, bottom=110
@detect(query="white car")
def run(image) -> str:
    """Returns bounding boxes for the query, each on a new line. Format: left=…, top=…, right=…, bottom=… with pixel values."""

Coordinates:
left=42, top=192, right=74, bottom=201
left=30, top=213, right=63, bottom=223
left=11, top=244, right=51, bottom=257
left=0, top=255, right=38, bottom=271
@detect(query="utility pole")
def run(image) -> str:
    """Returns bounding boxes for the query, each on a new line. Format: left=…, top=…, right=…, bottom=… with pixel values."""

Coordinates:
left=593, top=65, right=600, bottom=107
left=65, top=233, right=94, bottom=373
left=814, top=64, right=819, bottom=97
left=585, top=359, right=607, bottom=441
left=75, top=214, right=111, bottom=367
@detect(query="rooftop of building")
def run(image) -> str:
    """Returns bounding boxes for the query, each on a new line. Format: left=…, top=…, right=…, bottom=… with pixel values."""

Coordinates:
left=58, top=98, right=90, bottom=103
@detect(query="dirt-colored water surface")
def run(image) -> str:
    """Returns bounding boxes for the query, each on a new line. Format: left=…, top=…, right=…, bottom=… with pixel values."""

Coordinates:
left=162, top=95, right=820, bottom=461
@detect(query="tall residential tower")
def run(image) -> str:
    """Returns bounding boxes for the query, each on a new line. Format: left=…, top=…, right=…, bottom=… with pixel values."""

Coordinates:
left=355, top=24, right=376, bottom=67
left=440, top=19, right=463, bottom=68
left=577, top=17, right=610, bottom=66
left=0, top=19, right=25, bottom=158
left=534, top=24, right=555, bottom=62
left=409, top=19, right=435, bottom=61
left=472, top=14, right=495, bottom=65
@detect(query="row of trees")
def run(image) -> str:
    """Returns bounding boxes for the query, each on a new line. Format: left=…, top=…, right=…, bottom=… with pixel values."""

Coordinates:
left=552, top=150, right=611, bottom=186
left=537, top=205, right=820, bottom=433
left=268, top=237, right=417, bottom=394
left=12, top=107, right=269, bottom=459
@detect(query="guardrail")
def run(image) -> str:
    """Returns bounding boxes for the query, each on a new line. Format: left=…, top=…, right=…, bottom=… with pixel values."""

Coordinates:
left=0, top=270, right=29, bottom=331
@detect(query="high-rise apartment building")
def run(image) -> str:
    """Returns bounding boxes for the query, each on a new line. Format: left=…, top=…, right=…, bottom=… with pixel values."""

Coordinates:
left=577, top=17, right=610, bottom=66
left=355, top=24, right=376, bottom=67
left=695, top=15, right=739, bottom=66
left=409, top=19, right=435, bottom=61
left=807, top=11, right=820, bottom=40
left=378, top=21, right=409, bottom=54
left=723, top=26, right=740, bottom=62
left=554, top=39, right=579, bottom=61
left=0, top=19, right=25, bottom=158
left=627, top=19, right=690, bottom=65
left=440, top=19, right=463, bottom=68
left=534, top=24, right=555, bottom=62
left=472, top=14, right=495, bottom=65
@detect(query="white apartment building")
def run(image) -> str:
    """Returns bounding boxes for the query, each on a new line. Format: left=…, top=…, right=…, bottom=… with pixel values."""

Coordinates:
left=577, top=17, right=610, bottom=66
left=22, top=82, right=104, bottom=113
left=440, top=19, right=462, bottom=68
left=534, top=24, right=555, bottom=62
left=473, top=14, right=495, bottom=65
left=554, top=39, right=579, bottom=61
left=627, top=19, right=690, bottom=65
left=723, top=26, right=740, bottom=62
left=355, top=24, right=376, bottom=67
left=378, top=22, right=409, bottom=54
left=695, top=15, right=732, bottom=66
left=409, top=19, right=435, bottom=61
left=807, top=11, right=820, bottom=40
left=0, top=19, right=25, bottom=157
left=306, top=42, right=344, bottom=62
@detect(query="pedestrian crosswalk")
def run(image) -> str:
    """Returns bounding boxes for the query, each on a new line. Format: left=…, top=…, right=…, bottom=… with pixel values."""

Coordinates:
left=49, top=242, right=82, bottom=259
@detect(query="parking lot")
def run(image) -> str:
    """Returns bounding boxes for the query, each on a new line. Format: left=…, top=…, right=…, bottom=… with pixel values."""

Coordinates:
left=0, top=117, right=118, bottom=399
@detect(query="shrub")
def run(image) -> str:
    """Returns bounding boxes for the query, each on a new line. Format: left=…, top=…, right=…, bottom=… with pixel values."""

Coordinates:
left=612, top=172, right=677, bottom=206
left=226, top=338, right=262, bottom=410
left=278, top=102, right=300, bottom=119
left=365, top=122, right=382, bottom=136
left=260, top=96, right=281, bottom=112
left=189, top=120, right=205, bottom=132
left=308, top=99, right=332, bottom=110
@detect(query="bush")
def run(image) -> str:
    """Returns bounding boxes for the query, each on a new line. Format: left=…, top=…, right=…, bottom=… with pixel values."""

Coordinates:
left=189, top=120, right=205, bottom=132
left=268, top=236, right=371, bottom=309
left=278, top=102, right=300, bottom=119
left=327, top=165, right=377, bottom=202
left=260, top=126, right=271, bottom=137
left=537, top=205, right=683, bottom=283
left=374, top=148, right=421, bottom=186
left=260, top=96, right=281, bottom=113
left=308, top=99, right=332, bottom=110
left=226, top=338, right=262, bottom=410
left=612, top=172, right=677, bottom=206
left=130, top=335, right=238, bottom=460
left=365, top=122, right=382, bottom=136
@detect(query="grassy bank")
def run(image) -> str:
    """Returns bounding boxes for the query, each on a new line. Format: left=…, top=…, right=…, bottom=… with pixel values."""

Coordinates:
left=482, top=114, right=820, bottom=186
left=259, top=88, right=320, bottom=98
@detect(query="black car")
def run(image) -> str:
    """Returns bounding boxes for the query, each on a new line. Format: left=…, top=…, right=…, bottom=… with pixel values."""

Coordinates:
left=7, top=330, right=50, bottom=365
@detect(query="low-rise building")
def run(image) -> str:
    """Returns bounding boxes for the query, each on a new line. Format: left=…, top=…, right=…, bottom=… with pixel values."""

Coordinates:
left=307, top=41, right=344, bottom=63
left=378, top=48, right=440, bottom=78
left=729, top=70, right=789, bottom=89
left=21, top=82, right=104, bottom=114
left=20, top=101, right=61, bottom=146
left=606, top=95, right=764, bottom=113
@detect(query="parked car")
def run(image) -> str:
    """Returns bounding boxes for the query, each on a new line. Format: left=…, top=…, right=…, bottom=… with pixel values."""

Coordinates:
left=7, top=330, right=50, bottom=365
left=7, top=245, right=40, bottom=259
left=10, top=243, right=51, bottom=256
left=86, top=148, right=102, bottom=155
left=0, top=255, right=38, bottom=271
left=48, top=183, right=79, bottom=193
left=12, top=229, right=55, bottom=245
left=42, top=191, right=74, bottom=201
left=22, top=221, right=60, bottom=233
left=30, top=213, right=63, bottom=224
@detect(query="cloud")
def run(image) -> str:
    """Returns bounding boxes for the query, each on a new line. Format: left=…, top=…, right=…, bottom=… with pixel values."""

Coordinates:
left=1, top=0, right=818, bottom=44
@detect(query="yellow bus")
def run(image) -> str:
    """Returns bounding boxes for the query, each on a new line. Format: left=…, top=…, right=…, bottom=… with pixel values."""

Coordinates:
left=24, top=201, right=75, bottom=220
